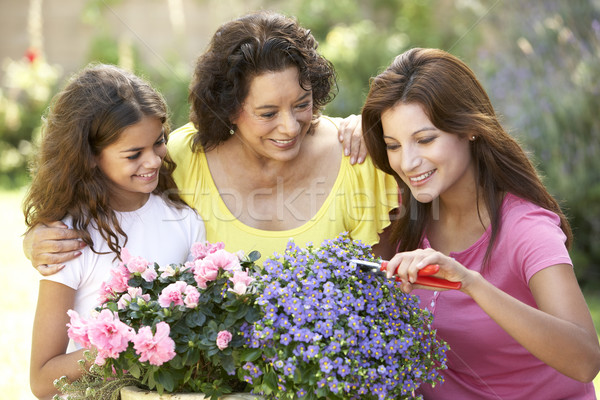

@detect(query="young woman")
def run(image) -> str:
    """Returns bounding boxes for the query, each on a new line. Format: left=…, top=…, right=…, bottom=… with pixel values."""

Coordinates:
left=362, top=47, right=600, bottom=399
left=24, top=64, right=205, bottom=399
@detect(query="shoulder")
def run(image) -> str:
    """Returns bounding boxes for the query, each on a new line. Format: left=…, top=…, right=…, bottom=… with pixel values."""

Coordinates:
left=298, top=117, right=343, bottom=174
left=312, top=116, right=344, bottom=151
left=167, top=122, right=198, bottom=154
left=497, top=193, right=571, bottom=277
left=501, top=193, right=562, bottom=230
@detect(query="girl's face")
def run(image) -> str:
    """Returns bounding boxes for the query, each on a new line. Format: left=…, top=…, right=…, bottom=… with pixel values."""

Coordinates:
left=95, top=116, right=166, bottom=211
left=381, top=102, right=475, bottom=203
left=231, top=66, right=313, bottom=162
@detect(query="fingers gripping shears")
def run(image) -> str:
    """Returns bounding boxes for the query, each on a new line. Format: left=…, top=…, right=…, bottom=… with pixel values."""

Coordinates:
left=349, top=259, right=462, bottom=290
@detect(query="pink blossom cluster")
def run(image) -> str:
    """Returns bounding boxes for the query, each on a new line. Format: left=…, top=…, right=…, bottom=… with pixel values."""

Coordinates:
left=190, top=241, right=225, bottom=259
left=67, top=309, right=175, bottom=366
left=158, top=281, right=200, bottom=308
left=67, top=242, right=256, bottom=369
left=98, top=248, right=157, bottom=304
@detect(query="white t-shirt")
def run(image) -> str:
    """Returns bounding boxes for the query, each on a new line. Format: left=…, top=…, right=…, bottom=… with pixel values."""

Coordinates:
left=42, top=194, right=206, bottom=320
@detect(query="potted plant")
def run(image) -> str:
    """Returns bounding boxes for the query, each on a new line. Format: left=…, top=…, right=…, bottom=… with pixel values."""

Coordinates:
left=56, top=242, right=263, bottom=400
left=56, top=235, right=448, bottom=400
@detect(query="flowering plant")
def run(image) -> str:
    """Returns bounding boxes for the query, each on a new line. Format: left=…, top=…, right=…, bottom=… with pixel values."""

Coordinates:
left=59, top=242, right=262, bottom=399
left=238, top=234, right=448, bottom=400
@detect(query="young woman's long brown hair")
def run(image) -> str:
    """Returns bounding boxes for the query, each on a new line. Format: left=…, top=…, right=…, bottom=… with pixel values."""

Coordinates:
left=23, top=64, right=184, bottom=258
left=362, top=48, right=572, bottom=267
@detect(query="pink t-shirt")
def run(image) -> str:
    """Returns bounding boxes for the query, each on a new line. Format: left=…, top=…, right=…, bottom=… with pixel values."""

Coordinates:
left=415, top=193, right=595, bottom=400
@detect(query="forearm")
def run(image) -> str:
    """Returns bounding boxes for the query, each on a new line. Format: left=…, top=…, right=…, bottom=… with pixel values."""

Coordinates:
left=464, top=272, right=600, bottom=381
left=30, top=349, right=88, bottom=399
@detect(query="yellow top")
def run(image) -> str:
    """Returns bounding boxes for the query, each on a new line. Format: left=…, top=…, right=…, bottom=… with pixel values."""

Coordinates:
left=167, top=122, right=399, bottom=262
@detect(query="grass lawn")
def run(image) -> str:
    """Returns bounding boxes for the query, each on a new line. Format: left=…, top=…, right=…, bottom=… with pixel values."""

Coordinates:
left=1, top=188, right=599, bottom=399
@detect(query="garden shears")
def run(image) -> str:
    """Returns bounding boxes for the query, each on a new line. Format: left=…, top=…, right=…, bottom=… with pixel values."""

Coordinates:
left=349, top=259, right=462, bottom=290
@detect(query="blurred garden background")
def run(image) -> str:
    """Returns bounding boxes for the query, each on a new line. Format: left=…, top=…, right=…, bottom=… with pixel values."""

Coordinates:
left=1, top=0, right=599, bottom=398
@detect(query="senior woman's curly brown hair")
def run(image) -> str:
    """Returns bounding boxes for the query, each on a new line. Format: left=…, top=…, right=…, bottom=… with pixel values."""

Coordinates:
left=188, top=10, right=337, bottom=151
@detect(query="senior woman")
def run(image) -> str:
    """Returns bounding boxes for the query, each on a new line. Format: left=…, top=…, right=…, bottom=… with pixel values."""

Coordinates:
left=24, top=11, right=398, bottom=270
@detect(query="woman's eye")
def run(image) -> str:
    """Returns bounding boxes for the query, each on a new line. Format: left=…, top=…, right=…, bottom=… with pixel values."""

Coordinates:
left=260, top=112, right=276, bottom=119
left=385, top=143, right=401, bottom=151
left=418, top=137, right=435, bottom=145
left=155, top=137, right=166, bottom=146
left=127, top=152, right=141, bottom=160
left=296, top=102, right=310, bottom=110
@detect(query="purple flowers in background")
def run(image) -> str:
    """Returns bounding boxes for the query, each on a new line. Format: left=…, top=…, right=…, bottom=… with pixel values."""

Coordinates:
left=239, top=234, right=448, bottom=400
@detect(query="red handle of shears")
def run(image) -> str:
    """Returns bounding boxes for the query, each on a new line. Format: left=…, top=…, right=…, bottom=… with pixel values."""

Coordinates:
left=380, top=261, right=462, bottom=290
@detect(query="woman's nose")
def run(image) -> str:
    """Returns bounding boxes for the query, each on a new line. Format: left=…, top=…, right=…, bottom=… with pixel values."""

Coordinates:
left=279, top=111, right=300, bottom=134
left=401, top=146, right=422, bottom=172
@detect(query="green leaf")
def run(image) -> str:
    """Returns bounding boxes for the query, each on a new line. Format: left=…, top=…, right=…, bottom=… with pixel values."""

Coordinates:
left=128, top=363, right=141, bottom=378
left=264, top=370, right=278, bottom=390
left=244, top=306, right=262, bottom=323
left=156, top=369, right=175, bottom=392
left=247, top=250, right=261, bottom=262
left=241, top=348, right=262, bottom=362
left=221, top=354, right=236, bottom=374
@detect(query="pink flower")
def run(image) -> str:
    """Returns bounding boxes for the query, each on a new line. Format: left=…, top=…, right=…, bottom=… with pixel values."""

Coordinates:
left=132, top=322, right=176, bottom=366
left=117, top=293, right=132, bottom=310
left=120, top=248, right=132, bottom=264
left=98, top=282, right=115, bottom=305
left=229, top=270, right=254, bottom=295
left=141, top=266, right=158, bottom=282
left=105, top=264, right=132, bottom=294
left=204, top=249, right=241, bottom=272
left=216, top=330, right=233, bottom=350
left=191, top=241, right=225, bottom=260
left=158, top=281, right=187, bottom=308
left=66, top=310, right=91, bottom=348
left=87, top=309, right=134, bottom=365
left=184, top=286, right=200, bottom=308
left=193, top=260, right=220, bottom=289
left=126, top=255, right=151, bottom=274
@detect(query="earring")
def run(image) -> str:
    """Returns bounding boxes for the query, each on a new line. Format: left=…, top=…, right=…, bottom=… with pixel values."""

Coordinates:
left=229, top=129, right=235, bottom=135
left=470, top=135, right=476, bottom=141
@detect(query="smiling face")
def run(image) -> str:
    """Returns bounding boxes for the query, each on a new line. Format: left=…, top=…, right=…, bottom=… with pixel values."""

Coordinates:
left=95, top=116, right=167, bottom=211
left=231, top=66, right=313, bottom=162
left=381, top=102, right=475, bottom=203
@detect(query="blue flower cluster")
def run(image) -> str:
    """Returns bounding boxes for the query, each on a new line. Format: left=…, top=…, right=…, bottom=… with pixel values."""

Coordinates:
left=238, top=234, right=448, bottom=400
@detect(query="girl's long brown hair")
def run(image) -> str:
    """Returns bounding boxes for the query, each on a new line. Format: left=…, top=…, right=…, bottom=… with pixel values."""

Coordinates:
left=23, top=64, right=185, bottom=258
left=362, top=48, right=572, bottom=267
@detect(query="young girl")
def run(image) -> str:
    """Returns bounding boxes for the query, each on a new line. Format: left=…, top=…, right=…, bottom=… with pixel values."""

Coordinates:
left=362, top=48, right=600, bottom=399
left=23, top=64, right=205, bottom=399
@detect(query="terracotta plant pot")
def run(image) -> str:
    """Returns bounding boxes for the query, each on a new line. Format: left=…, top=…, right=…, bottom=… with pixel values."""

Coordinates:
left=120, top=386, right=262, bottom=400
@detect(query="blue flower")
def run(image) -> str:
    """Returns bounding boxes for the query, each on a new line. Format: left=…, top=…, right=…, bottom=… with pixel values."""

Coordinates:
left=306, top=345, right=319, bottom=359
left=279, top=333, right=292, bottom=345
left=319, top=356, right=334, bottom=373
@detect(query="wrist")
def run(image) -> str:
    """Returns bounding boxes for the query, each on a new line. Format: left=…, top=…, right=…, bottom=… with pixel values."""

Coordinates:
left=460, top=270, right=484, bottom=296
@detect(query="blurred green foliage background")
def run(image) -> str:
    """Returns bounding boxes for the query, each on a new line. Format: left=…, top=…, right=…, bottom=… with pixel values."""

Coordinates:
left=1, top=0, right=598, bottom=284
